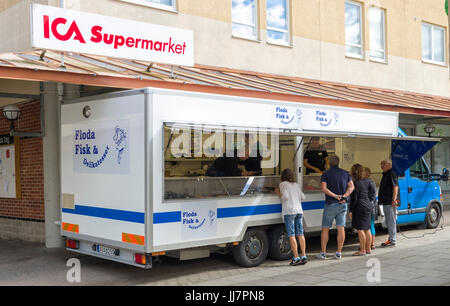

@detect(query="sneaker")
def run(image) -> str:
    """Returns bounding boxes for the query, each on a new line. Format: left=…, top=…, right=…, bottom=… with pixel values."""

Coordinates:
left=316, top=252, right=327, bottom=260
left=290, top=257, right=302, bottom=266
left=381, top=240, right=397, bottom=248
left=335, top=252, right=342, bottom=260
left=301, top=256, right=308, bottom=265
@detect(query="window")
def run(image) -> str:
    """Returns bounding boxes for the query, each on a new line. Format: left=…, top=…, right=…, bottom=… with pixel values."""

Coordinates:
left=409, top=158, right=430, bottom=181
left=232, top=0, right=258, bottom=40
left=422, top=22, right=446, bottom=65
left=163, top=124, right=296, bottom=200
left=302, top=137, right=390, bottom=191
left=345, top=1, right=363, bottom=58
left=266, top=0, right=290, bottom=46
left=369, top=7, right=386, bottom=62
left=119, top=0, right=176, bottom=11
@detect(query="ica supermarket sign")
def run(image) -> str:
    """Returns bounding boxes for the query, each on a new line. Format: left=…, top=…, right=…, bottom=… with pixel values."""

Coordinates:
left=30, top=4, right=194, bottom=66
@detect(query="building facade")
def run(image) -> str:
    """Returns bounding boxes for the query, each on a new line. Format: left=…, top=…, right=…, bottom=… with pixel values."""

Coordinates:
left=0, top=0, right=449, bottom=245
left=1, top=0, right=448, bottom=96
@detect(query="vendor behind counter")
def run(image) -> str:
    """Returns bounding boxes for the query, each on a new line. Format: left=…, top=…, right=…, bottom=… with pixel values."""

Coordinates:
left=206, top=144, right=262, bottom=177
left=304, top=136, right=330, bottom=175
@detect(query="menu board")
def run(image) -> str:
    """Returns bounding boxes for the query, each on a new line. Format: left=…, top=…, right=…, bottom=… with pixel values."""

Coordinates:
left=0, top=135, right=20, bottom=199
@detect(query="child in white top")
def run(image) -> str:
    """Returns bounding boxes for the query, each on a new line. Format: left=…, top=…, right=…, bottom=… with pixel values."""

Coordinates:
left=276, top=168, right=307, bottom=266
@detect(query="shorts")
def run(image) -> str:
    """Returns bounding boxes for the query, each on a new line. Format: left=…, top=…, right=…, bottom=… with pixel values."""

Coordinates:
left=322, top=203, right=348, bottom=228
left=284, top=214, right=304, bottom=237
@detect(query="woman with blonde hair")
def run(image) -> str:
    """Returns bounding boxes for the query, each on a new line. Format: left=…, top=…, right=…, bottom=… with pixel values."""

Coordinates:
left=349, top=164, right=376, bottom=255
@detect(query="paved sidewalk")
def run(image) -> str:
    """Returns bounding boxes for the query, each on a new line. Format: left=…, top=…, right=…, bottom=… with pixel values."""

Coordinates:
left=187, top=223, right=450, bottom=286
left=1, top=211, right=450, bottom=286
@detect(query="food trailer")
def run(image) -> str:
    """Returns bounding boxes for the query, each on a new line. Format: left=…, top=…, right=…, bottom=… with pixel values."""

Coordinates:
left=60, top=88, right=442, bottom=268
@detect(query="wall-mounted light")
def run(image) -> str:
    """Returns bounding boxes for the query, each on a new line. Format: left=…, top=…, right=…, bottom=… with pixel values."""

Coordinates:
left=424, top=123, right=436, bottom=137
left=2, top=104, right=22, bottom=133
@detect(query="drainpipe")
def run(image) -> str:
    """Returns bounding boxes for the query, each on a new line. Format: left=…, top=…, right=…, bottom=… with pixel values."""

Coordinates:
left=60, top=0, right=65, bottom=68
left=57, top=82, right=65, bottom=104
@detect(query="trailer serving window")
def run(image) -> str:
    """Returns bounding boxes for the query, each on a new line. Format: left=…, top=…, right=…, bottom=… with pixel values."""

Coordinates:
left=163, top=123, right=297, bottom=200
left=163, top=122, right=440, bottom=200
left=301, top=136, right=390, bottom=192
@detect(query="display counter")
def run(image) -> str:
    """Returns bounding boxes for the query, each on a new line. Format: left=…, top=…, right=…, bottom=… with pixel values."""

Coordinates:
left=303, top=173, right=322, bottom=192
left=164, top=175, right=281, bottom=200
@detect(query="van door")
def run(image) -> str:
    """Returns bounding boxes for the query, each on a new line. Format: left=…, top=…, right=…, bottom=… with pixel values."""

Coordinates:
left=404, top=158, right=431, bottom=224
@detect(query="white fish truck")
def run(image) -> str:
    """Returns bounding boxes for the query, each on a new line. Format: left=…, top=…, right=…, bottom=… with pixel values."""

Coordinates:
left=61, top=88, right=443, bottom=268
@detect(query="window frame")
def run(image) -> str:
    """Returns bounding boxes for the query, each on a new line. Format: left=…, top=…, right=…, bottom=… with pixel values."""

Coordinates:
left=265, top=0, right=291, bottom=47
left=368, top=6, right=387, bottom=63
left=421, top=22, right=447, bottom=66
left=345, top=0, right=364, bottom=59
left=232, top=0, right=260, bottom=42
left=118, top=0, right=177, bottom=13
left=162, top=122, right=296, bottom=202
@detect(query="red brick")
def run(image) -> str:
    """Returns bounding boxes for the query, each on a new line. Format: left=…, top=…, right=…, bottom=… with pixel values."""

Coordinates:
left=0, top=100, right=44, bottom=221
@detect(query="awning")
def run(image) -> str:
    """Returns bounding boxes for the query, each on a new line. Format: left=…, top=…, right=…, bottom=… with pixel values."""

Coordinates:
left=1, top=50, right=450, bottom=118
left=391, top=139, right=439, bottom=175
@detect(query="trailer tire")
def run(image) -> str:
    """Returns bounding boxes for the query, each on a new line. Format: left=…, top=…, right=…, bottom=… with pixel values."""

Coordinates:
left=425, top=202, right=442, bottom=229
left=232, top=229, right=269, bottom=267
left=268, top=224, right=292, bottom=261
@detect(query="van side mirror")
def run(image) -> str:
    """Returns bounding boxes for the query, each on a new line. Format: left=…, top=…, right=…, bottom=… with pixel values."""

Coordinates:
left=443, top=168, right=449, bottom=182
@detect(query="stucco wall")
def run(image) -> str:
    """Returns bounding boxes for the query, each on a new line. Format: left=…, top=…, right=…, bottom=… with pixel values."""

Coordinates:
left=0, top=0, right=448, bottom=97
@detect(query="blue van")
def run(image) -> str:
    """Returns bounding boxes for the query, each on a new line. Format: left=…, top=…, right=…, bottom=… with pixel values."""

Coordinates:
left=392, top=129, right=448, bottom=229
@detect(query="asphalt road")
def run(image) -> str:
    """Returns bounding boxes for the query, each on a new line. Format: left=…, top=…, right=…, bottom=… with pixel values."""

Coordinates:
left=1, top=209, right=449, bottom=286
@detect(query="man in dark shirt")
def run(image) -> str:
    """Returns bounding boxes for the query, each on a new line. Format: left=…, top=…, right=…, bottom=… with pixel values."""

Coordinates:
left=240, top=134, right=262, bottom=176
left=304, top=137, right=330, bottom=174
left=207, top=149, right=250, bottom=177
left=378, top=159, right=399, bottom=247
left=318, top=155, right=354, bottom=260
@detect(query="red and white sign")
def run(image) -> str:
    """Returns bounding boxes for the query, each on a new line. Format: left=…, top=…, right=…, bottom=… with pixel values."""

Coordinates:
left=30, top=4, right=194, bottom=66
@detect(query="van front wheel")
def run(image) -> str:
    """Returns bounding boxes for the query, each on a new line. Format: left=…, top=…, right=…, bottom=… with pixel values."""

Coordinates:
left=425, top=202, right=442, bottom=229
left=232, top=229, right=269, bottom=267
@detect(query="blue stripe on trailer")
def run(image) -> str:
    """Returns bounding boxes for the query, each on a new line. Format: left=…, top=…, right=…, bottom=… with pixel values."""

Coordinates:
left=62, top=205, right=145, bottom=224
left=302, top=200, right=325, bottom=211
left=218, top=204, right=282, bottom=218
left=153, top=211, right=181, bottom=224
left=62, top=201, right=326, bottom=225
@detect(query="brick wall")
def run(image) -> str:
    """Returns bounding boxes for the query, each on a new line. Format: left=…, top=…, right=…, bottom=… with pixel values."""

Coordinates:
left=0, top=100, right=44, bottom=242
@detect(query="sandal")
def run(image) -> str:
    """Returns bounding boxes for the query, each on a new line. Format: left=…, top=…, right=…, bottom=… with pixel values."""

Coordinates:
left=352, top=251, right=366, bottom=256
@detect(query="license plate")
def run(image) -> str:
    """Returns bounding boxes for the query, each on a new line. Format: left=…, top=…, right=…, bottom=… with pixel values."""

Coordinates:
left=96, top=245, right=118, bottom=257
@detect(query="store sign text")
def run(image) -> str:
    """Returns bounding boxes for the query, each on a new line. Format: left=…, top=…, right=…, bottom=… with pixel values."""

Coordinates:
left=43, top=15, right=188, bottom=55
left=31, top=4, right=194, bottom=66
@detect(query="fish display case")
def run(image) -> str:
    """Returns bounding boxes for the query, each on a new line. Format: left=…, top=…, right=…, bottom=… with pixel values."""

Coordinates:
left=164, top=175, right=281, bottom=200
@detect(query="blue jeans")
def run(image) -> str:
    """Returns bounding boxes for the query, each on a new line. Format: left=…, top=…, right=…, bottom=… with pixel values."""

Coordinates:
left=322, top=203, right=348, bottom=228
left=383, top=205, right=397, bottom=244
left=284, top=214, right=304, bottom=237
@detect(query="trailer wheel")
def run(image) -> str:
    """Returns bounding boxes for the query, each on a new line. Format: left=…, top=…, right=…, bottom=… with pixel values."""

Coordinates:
left=232, top=229, right=269, bottom=267
left=268, top=224, right=292, bottom=261
left=425, top=202, right=442, bottom=229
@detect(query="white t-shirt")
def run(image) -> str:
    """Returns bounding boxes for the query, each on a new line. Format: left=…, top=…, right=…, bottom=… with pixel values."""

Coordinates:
left=279, top=181, right=306, bottom=217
